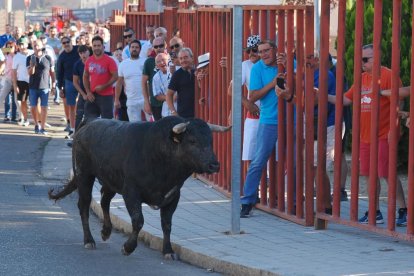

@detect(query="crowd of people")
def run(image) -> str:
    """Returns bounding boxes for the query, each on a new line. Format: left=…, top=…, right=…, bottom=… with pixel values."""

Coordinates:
left=0, top=16, right=411, bottom=228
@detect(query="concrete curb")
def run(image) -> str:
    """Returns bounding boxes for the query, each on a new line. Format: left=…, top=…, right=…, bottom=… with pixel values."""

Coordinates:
left=90, top=194, right=279, bottom=276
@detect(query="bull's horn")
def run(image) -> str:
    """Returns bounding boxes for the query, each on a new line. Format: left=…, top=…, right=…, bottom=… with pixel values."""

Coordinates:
left=207, top=123, right=232, bottom=132
left=172, top=122, right=190, bottom=134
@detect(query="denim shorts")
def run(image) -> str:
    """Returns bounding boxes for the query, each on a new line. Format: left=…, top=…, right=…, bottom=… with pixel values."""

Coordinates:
left=29, top=88, right=49, bottom=107
left=65, top=80, right=78, bottom=106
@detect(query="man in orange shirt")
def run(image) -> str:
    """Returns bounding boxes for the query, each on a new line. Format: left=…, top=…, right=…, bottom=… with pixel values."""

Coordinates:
left=327, top=44, right=407, bottom=226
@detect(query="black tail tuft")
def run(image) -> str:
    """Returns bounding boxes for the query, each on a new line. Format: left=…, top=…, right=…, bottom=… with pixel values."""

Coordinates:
left=48, top=178, right=78, bottom=202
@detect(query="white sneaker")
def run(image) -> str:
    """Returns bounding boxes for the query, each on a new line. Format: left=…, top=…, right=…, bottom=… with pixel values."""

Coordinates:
left=23, top=120, right=30, bottom=127
left=18, top=119, right=25, bottom=126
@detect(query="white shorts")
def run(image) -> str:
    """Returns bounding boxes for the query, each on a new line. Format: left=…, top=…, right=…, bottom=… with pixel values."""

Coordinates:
left=242, top=118, right=259, bottom=161
left=127, top=101, right=150, bottom=122
left=314, top=123, right=345, bottom=169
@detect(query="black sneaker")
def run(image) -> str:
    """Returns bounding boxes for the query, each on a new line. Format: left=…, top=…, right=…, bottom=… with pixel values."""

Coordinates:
left=340, top=189, right=348, bottom=202
left=396, top=208, right=407, bottom=227
left=240, top=204, right=253, bottom=218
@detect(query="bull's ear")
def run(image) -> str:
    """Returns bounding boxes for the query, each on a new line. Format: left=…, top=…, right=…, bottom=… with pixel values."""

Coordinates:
left=170, top=131, right=184, bottom=143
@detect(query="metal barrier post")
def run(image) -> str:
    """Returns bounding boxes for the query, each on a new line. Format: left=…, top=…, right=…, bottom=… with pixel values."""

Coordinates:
left=231, top=5, right=242, bottom=234
left=350, top=0, right=364, bottom=222
left=388, top=0, right=402, bottom=231
left=367, top=0, right=382, bottom=227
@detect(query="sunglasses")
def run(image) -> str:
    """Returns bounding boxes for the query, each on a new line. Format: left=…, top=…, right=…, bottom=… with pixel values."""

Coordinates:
left=123, top=33, right=133, bottom=39
left=246, top=47, right=258, bottom=54
left=362, top=56, right=372, bottom=63
left=116, top=47, right=123, bottom=51
left=170, top=43, right=181, bottom=50
left=62, top=41, right=70, bottom=45
left=153, top=44, right=165, bottom=49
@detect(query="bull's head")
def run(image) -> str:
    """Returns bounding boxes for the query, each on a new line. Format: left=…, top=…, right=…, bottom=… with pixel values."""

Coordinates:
left=171, top=119, right=231, bottom=174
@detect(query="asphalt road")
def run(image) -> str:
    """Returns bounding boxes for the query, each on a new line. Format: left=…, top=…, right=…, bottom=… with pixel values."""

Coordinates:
left=0, top=117, right=220, bottom=276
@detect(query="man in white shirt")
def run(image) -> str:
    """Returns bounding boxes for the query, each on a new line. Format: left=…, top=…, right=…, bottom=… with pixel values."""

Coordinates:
left=115, top=39, right=147, bottom=122
left=12, top=37, right=33, bottom=126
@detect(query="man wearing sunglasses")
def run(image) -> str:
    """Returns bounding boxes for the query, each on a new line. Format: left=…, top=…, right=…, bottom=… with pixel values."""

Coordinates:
left=326, top=44, right=408, bottom=226
left=56, top=37, right=80, bottom=137
left=168, top=37, right=184, bottom=73
left=121, top=27, right=136, bottom=60
left=141, top=37, right=166, bottom=120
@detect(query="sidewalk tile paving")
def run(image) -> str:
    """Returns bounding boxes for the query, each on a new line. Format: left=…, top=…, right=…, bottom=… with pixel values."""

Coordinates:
left=21, top=100, right=414, bottom=276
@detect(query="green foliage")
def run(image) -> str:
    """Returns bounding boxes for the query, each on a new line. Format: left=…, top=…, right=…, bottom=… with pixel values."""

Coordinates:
left=344, top=0, right=412, bottom=169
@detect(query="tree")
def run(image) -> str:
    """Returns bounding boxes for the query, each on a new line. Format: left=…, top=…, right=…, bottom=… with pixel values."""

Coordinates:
left=344, top=0, right=412, bottom=169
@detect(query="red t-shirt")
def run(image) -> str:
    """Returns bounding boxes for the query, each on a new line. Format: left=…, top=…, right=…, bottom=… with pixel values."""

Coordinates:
left=85, top=54, right=117, bottom=96
left=344, top=66, right=401, bottom=143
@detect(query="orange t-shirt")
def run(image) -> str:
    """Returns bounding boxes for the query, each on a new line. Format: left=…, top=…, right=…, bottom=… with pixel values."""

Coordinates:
left=344, top=66, right=401, bottom=143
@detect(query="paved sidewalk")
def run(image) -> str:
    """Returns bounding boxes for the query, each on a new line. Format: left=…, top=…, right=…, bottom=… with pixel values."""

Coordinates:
left=35, top=116, right=414, bottom=276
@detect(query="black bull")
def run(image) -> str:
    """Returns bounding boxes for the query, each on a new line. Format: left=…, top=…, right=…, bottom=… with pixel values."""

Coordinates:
left=49, top=116, right=230, bottom=259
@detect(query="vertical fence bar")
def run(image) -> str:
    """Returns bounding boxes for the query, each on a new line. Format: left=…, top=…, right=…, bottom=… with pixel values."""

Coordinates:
left=350, top=0, right=364, bottom=222
left=388, top=0, right=402, bottom=231
left=367, top=0, right=382, bottom=227
left=315, top=0, right=330, bottom=228
left=276, top=9, right=286, bottom=212
left=332, top=0, right=346, bottom=218
left=295, top=9, right=305, bottom=219
left=286, top=10, right=295, bottom=215
left=304, top=6, right=315, bottom=226
left=408, top=0, right=414, bottom=235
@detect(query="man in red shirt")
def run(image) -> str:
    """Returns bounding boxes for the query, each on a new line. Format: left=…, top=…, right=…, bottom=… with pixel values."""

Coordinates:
left=83, top=36, right=118, bottom=119
left=328, top=44, right=407, bottom=226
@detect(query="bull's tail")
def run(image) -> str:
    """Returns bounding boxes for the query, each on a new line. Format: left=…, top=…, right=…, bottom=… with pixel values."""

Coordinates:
left=48, top=178, right=78, bottom=201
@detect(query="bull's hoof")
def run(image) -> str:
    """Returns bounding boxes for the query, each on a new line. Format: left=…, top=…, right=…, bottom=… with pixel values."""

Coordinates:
left=84, top=242, right=96, bottom=250
left=101, top=228, right=112, bottom=241
left=121, top=245, right=132, bottom=256
left=164, top=253, right=178, bottom=260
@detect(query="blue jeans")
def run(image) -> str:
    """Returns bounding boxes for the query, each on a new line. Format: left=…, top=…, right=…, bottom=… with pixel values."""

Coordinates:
left=4, top=91, right=17, bottom=120
left=241, top=123, right=278, bottom=205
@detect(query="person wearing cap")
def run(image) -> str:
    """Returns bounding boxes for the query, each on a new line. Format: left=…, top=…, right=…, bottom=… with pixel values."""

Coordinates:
left=26, top=39, right=56, bottom=135
left=12, top=37, right=33, bottom=126
left=166, top=47, right=196, bottom=119
left=195, top=52, right=209, bottom=83
left=228, top=35, right=261, bottom=164
left=56, top=36, right=80, bottom=137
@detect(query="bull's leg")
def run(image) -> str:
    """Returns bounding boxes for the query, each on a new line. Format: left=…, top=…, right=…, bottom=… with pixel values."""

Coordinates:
left=160, top=193, right=180, bottom=260
left=100, top=186, right=116, bottom=241
left=121, top=191, right=143, bottom=256
left=77, top=174, right=96, bottom=249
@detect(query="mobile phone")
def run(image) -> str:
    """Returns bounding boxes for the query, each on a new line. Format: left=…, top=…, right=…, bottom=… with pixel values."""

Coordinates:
left=276, top=77, right=285, bottom=89
left=30, top=55, right=36, bottom=64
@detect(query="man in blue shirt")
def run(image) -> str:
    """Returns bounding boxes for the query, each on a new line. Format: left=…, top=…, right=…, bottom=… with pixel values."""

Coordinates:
left=240, top=40, right=284, bottom=217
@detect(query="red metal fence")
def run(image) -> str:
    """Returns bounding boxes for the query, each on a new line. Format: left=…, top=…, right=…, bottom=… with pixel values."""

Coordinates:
left=110, top=2, right=414, bottom=241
